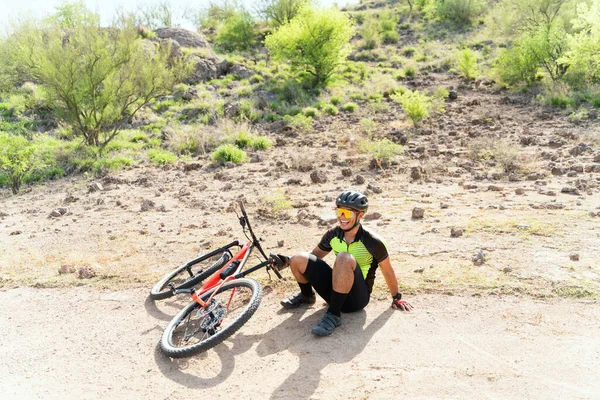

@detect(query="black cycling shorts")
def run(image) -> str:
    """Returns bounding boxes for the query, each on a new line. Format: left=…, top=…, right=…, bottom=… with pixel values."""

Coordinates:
left=303, top=253, right=370, bottom=313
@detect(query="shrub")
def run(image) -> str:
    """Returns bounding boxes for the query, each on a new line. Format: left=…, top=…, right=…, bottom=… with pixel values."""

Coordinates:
left=215, top=10, right=256, bottom=52
left=391, top=89, right=434, bottom=128
left=404, top=64, right=417, bottom=78
left=147, top=149, right=177, bottom=165
left=283, top=114, right=313, bottom=132
left=0, top=132, right=41, bottom=194
left=564, top=1, right=600, bottom=84
left=1, top=6, right=188, bottom=150
left=360, top=118, right=377, bottom=136
left=433, top=0, right=487, bottom=25
left=211, top=144, right=248, bottom=164
left=257, top=0, right=310, bottom=27
left=250, top=136, right=272, bottom=150
left=361, top=20, right=381, bottom=50
left=381, top=30, right=400, bottom=44
left=342, top=102, right=359, bottom=112
left=330, top=96, right=342, bottom=106
left=265, top=5, right=355, bottom=87
left=457, top=48, right=479, bottom=80
left=302, top=107, right=320, bottom=117
left=323, top=104, right=339, bottom=115
left=359, top=138, right=404, bottom=167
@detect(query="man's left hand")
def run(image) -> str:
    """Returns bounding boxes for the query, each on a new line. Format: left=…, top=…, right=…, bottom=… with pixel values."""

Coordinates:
left=392, top=293, right=413, bottom=311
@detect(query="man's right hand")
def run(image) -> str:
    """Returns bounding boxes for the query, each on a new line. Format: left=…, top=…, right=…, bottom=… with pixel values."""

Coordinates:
left=269, top=253, right=290, bottom=271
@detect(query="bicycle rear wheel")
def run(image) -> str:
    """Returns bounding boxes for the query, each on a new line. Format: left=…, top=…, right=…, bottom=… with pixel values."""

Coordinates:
left=150, top=250, right=232, bottom=300
left=160, top=278, right=262, bottom=358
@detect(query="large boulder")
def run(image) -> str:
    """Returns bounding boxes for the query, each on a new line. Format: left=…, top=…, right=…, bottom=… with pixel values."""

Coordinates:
left=153, top=28, right=217, bottom=56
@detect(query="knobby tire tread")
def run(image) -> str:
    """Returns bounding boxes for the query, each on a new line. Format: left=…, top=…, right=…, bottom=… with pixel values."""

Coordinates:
left=160, top=278, right=262, bottom=358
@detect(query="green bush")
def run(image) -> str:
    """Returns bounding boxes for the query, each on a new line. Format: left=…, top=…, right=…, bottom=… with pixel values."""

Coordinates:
left=342, top=102, right=359, bottom=112
left=404, top=64, right=417, bottom=78
left=330, top=96, right=342, bottom=106
left=302, top=107, right=320, bottom=117
left=257, top=0, right=310, bottom=27
left=496, top=46, right=539, bottom=86
left=564, top=2, right=600, bottom=85
left=323, top=104, right=339, bottom=116
left=432, top=0, right=487, bottom=25
left=265, top=5, right=355, bottom=87
left=391, top=89, right=434, bottom=128
left=1, top=6, right=188, bottom=149
left=147, top=149, right=177, bottom=165
left=361, top=20, right=380, bottom=50
left=0, top=132, right=41, bottom=194
left=250, top=136, right=273, bottom=150
left=215, top=10, right=257, bottom=52
left=283, top=114, right=313, bottom=132
left=360, top=118, right=377, bottom=136
left=211, top=144, right=248, bottom=164
left=457, top=48, right=479, bottom=80
left=359, top=138, right=404, bottom=167
left=381, top=30, right=400, bottom=44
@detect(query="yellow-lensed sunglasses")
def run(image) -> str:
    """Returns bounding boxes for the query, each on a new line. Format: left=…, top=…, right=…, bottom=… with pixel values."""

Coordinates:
left=336, top=208, right=356, bottom=219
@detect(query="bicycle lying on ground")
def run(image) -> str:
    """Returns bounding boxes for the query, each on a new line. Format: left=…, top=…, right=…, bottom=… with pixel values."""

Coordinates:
left=150, top=201, right=283, bottom=358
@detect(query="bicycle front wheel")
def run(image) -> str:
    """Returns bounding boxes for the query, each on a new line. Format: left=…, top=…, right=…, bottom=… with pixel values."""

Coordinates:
left=150, top=250, right=232, bottom=300
left=160, top=278, right=263, bottom=358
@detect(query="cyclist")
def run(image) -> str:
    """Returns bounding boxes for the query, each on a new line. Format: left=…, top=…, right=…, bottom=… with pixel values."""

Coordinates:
left=270, top=190, right=413, bottom=337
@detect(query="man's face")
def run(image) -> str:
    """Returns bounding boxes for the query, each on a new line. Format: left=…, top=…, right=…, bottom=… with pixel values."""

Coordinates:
left=337, top=207, right=361, bottom=230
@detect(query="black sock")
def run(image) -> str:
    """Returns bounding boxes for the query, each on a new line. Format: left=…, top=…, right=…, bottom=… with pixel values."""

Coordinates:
left=299, top=282, right=313, bottom=297
left=327, top=290, right=347, bottom=317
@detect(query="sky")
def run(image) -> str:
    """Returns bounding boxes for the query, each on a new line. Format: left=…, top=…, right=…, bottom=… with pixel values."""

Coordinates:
left=0, top=0, right=359, bottom=32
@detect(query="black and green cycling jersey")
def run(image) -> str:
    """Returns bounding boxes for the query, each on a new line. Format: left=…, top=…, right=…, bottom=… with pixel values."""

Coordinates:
left=317, top=224, right=389, bottom=293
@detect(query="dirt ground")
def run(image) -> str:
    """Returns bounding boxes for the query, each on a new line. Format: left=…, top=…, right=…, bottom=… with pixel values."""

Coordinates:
left=1, top=75, right=600, bottom=398
left=0, top=287, right=599, bottom=399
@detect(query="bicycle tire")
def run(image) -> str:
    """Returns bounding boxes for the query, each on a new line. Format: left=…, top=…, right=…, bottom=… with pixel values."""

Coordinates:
left=150, top=250, right=232, bottom=300
left=160, top=278, right=262, bottom=358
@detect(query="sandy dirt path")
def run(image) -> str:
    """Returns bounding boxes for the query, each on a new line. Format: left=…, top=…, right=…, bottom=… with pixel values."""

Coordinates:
left=1, top=287, right=599, bottom=399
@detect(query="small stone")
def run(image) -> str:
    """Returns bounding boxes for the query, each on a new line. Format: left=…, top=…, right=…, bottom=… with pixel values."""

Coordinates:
left=570, top=253, right=580, bottom=261
left=310, top=170, right=328, bottom=184
left=341, top=168, right=352, bottom=177
left=355, top=175, right=365, bottom=184
left=594, top=153, right=600, bottom=163
left=367, top=183, right=382, bottom=194
left=450, top=227, right=464, bottom=238
left=183, top=163, right=202, bottom=172
left=140, top=199, right=155, bottom=212
left=488, top=185, right=504, bottom=192
left=9, top=231, right=22, bottom=236
left=502, top=266, right=513, bottom=274
left=440, top=202, right=449, bottom=209
left=414, top=267, right=425, bottom=273
left=364, top=212, right=382, bottom=221
left=49, top=210, right=62, bottom=218
left=515, top=188, right=525, bottom=195
left=448, top=90, right=458, bottom=100
left=412, top=207, right=425, bottom=219
left=410, top=167, right=423, bottom=181
left=561, top=186, right=580, bottom=195
left=0, top=211, right=8, bottom=217
left=88, top=182, right=104, bottom=192
left=472, top=250, right=487, bottom=266
left=463, top=183, right=478, bottom=190
left=58, top=264, right=77, bottom=275
left=277, top=240, right=284, bottom=247
left=77, top=266, right=97, bottom=279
